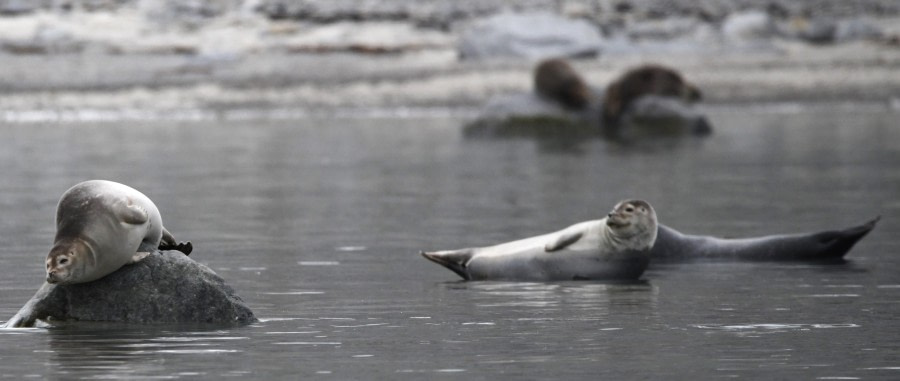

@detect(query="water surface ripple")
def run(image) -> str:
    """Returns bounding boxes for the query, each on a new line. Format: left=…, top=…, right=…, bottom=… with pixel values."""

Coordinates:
left=0, top=107, right=898, bottom=379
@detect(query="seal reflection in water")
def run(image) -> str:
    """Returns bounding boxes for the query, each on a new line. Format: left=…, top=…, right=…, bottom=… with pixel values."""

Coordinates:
left=45, top=180, right=192, bottom=285
left=421, top=200, right=657, bottom=281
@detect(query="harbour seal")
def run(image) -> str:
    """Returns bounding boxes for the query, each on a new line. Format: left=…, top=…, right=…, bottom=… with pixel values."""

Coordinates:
left=45, top=180, right=192, bottom=285
left=650, top=217, right=880, bottom=262
left=602, top=64, right=703, bottom=132
left=421, top=200, right=657, bottom=281
left=534, top=58, right=593, bottom=110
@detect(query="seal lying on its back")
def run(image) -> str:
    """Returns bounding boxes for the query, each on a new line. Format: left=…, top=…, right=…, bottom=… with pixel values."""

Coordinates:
left=45, top=180, right=192, bottom=285
left=650, top=217, right=880, bottom=262
left=421, top=200, right=657, bottom=281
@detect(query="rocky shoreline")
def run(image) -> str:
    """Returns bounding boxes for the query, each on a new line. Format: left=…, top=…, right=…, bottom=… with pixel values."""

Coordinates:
left=0, top=0, right=898, bottom=115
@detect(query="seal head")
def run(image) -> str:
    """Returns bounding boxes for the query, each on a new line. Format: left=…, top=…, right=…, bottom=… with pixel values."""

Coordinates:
left=45, top=238, right=93, bottom=285
left=605, top=199, right=658, bottom=251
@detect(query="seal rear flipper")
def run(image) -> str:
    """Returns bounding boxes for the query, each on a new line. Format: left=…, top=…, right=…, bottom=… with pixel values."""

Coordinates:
left=158, top=228, right=193, bottom=256
left=420, top=250, right=473, bottom=280
left=160, top=228, right=177, bottom=247
left=158, top=241, right=193, bottom=256
left=815, top=216, right=881, bottom=259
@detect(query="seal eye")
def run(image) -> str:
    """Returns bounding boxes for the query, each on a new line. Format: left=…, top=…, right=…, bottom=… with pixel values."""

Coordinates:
left=59, top=258, right=69, bottom=265
left=625, top=207, right=634, bottom=213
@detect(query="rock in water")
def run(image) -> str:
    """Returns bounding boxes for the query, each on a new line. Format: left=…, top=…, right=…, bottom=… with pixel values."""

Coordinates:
left=3, top=251, right=256, bottom=327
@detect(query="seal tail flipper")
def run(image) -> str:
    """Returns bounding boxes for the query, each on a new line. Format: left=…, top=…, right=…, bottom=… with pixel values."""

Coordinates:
left=816, top=216, right=881, bottom=259
left=420, top=250, right=473, bottom=280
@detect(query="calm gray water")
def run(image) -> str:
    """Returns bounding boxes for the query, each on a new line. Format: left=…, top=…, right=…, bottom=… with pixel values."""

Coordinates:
left=0, top=106, right=898, bottom=379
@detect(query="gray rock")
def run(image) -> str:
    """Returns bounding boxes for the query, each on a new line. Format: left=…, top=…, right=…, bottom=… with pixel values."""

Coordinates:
left=463, top=91, right=601, bottom=139
left=458, top=12, right=604, bottom=60
left=464, top=90, right=711, bottom=140
left=776, top=17, right=882, bottom=44
left=835, top=18, right=883, bottom=42
left=0, top=0, right=38, bottom=15
left=776, top=17, right=838, bottom=44
left=0, top=25, right=84, bottom=55
left=3, top=251, right=256, bottom=327
left=477, top=91, right=600, bottom=122
left=721, top=10, right=776, bottom=41
left=615, top=95, right=712, bottom=139
left=138, top=0, right=244, bottom=29
left=626, top=17, right=703, bottom=41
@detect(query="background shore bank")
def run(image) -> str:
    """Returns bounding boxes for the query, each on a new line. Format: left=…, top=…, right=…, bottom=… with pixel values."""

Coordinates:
left=0, top=0, right=898, bottom=116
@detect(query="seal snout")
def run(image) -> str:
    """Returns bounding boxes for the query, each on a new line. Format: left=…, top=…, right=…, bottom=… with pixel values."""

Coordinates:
left=607, top=211, right=630, bottom=228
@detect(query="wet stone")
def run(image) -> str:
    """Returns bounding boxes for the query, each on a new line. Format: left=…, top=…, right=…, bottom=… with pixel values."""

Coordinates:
left=4, top=251, right=256, bottom=327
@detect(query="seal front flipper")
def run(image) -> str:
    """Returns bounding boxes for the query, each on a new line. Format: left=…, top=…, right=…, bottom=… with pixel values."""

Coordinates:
left=114, top=198, right=149, bottom=225
left=420, top=249, right=474, bottom=280
left=544, top=231, right=584, bottom=252
left=2, top=282, right=56, bottom=328
left=131, top=251, right=152, bottom=263
left=158, top=228, right=193, bottom=256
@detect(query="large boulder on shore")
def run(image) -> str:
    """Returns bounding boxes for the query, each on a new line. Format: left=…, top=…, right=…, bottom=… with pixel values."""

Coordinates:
left=3, top=251, right=256, bottom=327
left=458, top=12, right=604, bottom=60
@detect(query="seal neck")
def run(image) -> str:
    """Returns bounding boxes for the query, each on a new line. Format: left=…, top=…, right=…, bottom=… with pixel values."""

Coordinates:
left=605, top=224, right=657, bottom=251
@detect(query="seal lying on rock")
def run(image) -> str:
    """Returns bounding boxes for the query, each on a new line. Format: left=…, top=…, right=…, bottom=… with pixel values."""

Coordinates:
left=421, top=200, right=658, bottom=281
left=602, top=64, right=709, bottom=138
left=534, top=58, right=593, bottom=110
left=46, top=180, right=192, bottom=285
left=3, top=251, right=256, bottom=328
left=602, top=64, right=702, bottom=125
left=464, top=60, right=711, bottom=140
left=649, top=217, right=880, bottom=263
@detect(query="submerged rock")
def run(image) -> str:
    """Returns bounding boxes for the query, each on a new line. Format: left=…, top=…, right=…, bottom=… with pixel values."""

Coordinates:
left=3, top=251, right=256, bottom=328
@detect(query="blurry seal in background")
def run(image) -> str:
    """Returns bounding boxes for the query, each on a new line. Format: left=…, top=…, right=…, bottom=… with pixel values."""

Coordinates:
left=534, top=58, right=594, bottom=110
left=421, top=200, right=657, bottom=281
left=464, top=60, right=712, bottom=141
left=602, top=64, right=710, bottom=138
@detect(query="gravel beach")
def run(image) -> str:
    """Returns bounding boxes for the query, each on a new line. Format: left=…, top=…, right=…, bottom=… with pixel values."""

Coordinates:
left=0, top=0, right=898, bottom=116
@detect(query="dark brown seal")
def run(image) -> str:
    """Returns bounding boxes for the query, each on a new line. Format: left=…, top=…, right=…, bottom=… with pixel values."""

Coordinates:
left=533, top=58, right=593, bottom=110
left=602, top=64, right=702, bottom=125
